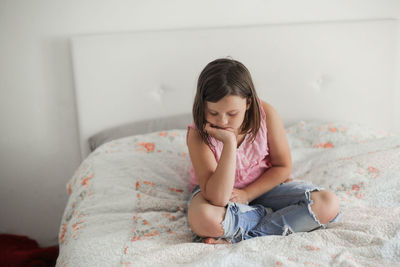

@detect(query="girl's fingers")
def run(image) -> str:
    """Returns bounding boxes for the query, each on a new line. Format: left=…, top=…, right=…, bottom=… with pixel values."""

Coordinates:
left=205, top=123, right=218, bottom=136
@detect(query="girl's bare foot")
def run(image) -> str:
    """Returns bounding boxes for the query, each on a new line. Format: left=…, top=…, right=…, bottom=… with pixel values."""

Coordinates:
left=204, top=237, right=232, bottom=244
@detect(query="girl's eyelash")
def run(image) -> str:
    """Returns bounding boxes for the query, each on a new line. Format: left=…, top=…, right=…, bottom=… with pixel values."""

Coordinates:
left=209, top=112, right=237, bottom=116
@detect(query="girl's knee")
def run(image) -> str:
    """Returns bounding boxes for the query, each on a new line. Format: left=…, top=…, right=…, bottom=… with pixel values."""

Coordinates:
left=310, top=190, right=340, bottom=224
left=188, top=197, right=226, bottom=237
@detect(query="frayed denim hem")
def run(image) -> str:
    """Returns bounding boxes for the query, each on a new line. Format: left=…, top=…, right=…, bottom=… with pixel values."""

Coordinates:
left=304, top=187, right=342, bottom=229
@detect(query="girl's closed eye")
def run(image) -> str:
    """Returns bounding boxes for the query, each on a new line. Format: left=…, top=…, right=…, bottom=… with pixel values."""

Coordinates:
left=208, top=112, right=238, bottom=117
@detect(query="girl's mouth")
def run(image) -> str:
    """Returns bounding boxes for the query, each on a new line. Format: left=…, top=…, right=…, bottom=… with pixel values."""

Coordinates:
left=207, top=121, right=231, bottom=130
left=211, top=124, right=229, bottom=130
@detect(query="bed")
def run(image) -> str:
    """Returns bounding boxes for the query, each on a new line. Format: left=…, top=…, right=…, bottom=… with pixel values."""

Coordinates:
left=57, top=20, right=400, bottom=266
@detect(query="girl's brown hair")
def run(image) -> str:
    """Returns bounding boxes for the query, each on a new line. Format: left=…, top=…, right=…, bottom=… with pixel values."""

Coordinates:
left=192, top=57, right=261, bottom=146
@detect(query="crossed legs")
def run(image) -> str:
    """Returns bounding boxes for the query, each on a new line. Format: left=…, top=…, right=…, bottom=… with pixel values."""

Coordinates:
left=187, top=189, right=340, bottom=243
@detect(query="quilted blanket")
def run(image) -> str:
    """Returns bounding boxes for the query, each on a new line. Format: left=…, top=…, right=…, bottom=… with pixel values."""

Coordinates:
left=56, top=121, right=400, bottom=266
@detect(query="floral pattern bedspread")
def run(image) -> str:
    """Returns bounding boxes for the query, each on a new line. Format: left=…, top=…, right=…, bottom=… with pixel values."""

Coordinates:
left=56, top=121, right=400, bottom=267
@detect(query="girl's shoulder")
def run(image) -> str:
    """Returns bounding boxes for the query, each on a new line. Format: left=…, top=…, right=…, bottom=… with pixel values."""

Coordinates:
left=258, top=99, right=278, bottom=122
left=257, top=99, right=286, bottom=138
left=258, top=98, right=271, bottom=115
left=186, top=122, right=200, bottom=145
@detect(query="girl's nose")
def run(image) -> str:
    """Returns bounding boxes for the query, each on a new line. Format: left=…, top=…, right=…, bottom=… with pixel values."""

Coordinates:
left=218, top=115, right=228, bottom=125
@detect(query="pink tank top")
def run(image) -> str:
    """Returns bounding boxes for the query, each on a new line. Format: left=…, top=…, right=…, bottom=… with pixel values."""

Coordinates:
left=186, top=101, right=273, bottom=191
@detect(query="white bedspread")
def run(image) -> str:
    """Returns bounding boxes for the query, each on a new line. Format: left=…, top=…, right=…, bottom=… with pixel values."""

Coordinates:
left=56, top=121, right=400, bottom=267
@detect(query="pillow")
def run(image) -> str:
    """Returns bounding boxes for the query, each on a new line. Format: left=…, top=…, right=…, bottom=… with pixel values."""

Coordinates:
left=285, top=120, right=395, bottom=150
left=88, top=113, right=192, bottom=151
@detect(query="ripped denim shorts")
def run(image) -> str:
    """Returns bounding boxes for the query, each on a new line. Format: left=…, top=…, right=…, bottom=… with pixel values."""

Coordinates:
left=187, top=180, right=341, bottom=243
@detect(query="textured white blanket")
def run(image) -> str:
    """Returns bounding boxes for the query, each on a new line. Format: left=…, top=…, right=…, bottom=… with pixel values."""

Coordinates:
left=57, top=121, right=400, bottom=267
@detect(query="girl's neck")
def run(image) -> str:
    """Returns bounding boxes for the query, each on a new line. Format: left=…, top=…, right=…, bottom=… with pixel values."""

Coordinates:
left=236, top=133, right=247, bottom=148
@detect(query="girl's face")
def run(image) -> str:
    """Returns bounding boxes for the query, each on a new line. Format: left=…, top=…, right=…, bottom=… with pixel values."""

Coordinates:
left=205, top=95, right=250, bottom=134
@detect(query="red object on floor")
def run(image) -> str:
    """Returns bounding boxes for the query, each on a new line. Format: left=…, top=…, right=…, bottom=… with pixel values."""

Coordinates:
left=0, top=234, right=58, bottom=267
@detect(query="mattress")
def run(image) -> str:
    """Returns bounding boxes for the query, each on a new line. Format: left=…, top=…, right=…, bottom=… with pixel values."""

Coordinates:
left=56, top=120, right=400, bottom=266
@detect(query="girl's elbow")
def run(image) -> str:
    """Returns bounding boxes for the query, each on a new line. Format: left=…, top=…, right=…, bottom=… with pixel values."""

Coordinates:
left=209, top=199, right=229, bottom=207
left=283, top=162, right=292, bottom=177
left=286, top=166, right=292, bottom=177
left=203, top=192, right=229, bottom=207
left=279, top=165, right=293, bottom=183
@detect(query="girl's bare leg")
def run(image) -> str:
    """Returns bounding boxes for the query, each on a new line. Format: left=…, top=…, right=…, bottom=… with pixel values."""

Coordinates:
left=188, top=193, right=232, bottom=244
left=187, top=192, right=227, bottom=239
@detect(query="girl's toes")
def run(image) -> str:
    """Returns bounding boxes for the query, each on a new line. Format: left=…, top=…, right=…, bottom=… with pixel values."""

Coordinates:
left=204, top=237, right=216, bottom=244
left=204, top=237, right=231, bottom=244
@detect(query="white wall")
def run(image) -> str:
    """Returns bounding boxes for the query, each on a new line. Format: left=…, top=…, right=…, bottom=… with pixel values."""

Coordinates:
left=0, top=0, right=399, bottom=247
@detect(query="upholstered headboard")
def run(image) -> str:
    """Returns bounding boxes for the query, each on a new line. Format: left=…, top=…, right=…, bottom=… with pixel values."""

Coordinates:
left=71, top=19, right=399, bottom=159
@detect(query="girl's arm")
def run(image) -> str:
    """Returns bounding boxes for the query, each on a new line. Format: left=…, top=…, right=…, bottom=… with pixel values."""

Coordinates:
left=241, top=100, right=293, bottom=202
left=187, top=126, right=237, bottom=207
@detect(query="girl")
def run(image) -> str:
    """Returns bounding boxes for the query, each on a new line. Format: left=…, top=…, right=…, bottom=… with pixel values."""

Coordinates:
left=186, top=58, right=341, bottom=244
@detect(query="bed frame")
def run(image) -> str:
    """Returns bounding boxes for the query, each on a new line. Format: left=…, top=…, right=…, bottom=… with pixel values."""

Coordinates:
left=70, top=19, right=399, bottom=159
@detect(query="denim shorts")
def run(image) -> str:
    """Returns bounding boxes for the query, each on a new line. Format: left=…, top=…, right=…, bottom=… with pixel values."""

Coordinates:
left=187, top=180, right=341, bottom=243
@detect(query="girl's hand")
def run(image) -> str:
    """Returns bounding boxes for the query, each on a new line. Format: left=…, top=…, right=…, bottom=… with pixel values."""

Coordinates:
left=205, top=122, right=236, bottom=145
left=229, top=188, right=249, bottom=204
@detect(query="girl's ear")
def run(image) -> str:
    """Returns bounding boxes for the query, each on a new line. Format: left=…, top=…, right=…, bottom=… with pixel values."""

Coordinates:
left=246, top=97, right=252, bottom=110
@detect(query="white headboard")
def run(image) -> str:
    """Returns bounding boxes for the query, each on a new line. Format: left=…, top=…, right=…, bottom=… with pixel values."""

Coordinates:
left=71, top=19, right=399, bottom=159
